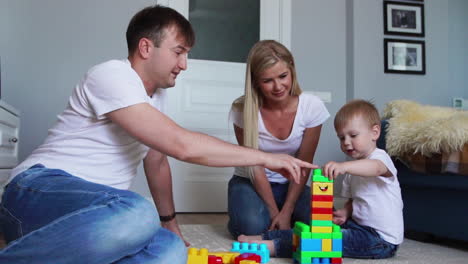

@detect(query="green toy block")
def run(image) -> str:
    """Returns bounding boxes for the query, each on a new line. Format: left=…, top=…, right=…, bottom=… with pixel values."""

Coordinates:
left=311, top=220, right=333, bottom=227
left=332, top=232, right=343, bottom=239
left=311, top=169, right=333, bottom=183
left=294, top=222, right=310, bottom=232
left=295, top=250, right=342, bottom=258
left=310, top=233, right=332, bottom=239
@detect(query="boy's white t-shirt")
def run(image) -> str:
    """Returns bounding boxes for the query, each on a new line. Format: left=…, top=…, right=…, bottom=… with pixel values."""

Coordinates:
left=230, top=93, right=329, bottom=183
left=341, top=148, right=404, bottom=245
left=10, top=59, right=167, bottom=189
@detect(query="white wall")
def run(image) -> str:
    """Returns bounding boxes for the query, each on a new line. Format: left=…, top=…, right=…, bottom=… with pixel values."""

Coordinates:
left=1, top=0, right=155, bottom=163
left=291, top=0, right=347, bottom=168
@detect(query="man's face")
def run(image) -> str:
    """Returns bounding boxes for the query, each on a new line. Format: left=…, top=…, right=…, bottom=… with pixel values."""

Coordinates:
left=147, top=27, right=191, bottom=89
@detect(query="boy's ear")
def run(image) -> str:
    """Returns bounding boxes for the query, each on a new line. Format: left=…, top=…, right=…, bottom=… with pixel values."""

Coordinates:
left=371, top=124, right=380, bottom=141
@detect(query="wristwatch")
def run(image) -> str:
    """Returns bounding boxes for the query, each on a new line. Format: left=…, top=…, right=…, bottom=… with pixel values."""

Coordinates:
left=159, top=212, right=176, bottom=222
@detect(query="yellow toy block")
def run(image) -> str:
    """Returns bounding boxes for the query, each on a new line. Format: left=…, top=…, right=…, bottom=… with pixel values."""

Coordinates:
left=239, top=261, right=258, bottom=264
left=312, top=182, right=333, bottom=196
left=187, top=248, right=208, bottom=264
left=311, top=226, right=332, bottom=233
left=311, top=201, right=333, bottom=208
left=322, top=239, right=332, bottom=252
left=209, top=252, right=240, bottom=263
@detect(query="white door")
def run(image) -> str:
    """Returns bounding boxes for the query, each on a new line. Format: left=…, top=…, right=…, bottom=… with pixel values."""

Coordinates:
left=158, top=0, right=291, bottom=212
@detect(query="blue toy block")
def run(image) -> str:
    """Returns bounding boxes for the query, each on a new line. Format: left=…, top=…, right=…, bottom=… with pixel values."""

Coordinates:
left=231, top=242, right=270, bottom=263
left=332, top=239, right=342, bottom=252
left=301, top=238, right=322, bottom=251
left=312, top=258, right=330, bottom=264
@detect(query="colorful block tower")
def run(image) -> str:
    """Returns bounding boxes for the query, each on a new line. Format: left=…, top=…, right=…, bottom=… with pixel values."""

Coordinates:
left=292, top=169, right=343, bottom=264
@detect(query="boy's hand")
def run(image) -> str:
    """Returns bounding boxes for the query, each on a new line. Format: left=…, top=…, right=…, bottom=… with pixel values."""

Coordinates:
left=333, top=209, right=348, bottom=225
left=323, top=161, right=347, bottom=180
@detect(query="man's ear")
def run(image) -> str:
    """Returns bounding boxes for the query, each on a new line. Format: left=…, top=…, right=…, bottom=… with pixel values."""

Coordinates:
left=137, top=38, right=153, bottom=59
left=371, top=124, right=381, bottom=141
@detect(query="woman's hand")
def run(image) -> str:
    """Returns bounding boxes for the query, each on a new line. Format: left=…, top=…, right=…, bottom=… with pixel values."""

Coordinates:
left=264, top=154, right=318, bottom=184
left=269, top=210, right=292, bottom=230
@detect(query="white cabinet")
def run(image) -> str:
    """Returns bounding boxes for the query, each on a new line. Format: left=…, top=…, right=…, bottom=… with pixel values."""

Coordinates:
left=0, top=101, right=20, bottom=199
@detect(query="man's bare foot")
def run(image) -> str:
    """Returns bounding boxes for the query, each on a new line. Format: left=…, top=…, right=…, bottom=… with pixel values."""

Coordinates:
left=237, top=235, right=275, bottom=257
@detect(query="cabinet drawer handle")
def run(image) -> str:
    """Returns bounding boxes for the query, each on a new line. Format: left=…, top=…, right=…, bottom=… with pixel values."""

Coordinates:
left=9, top=137, right=18, bottom=143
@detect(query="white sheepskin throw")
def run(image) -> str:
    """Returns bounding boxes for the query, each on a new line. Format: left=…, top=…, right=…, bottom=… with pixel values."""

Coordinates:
left=382, top=100, right=468, bottom=156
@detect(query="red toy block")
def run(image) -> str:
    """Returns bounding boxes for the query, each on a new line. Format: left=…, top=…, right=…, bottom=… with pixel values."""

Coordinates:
left=331, top=257, right=343, bottom=263
left=234, top=253, right=261, bottom=264
left=311, top=195, right=333, bottom=202
left=208, top=255, right=223, bottom=264
left=312, top=207, right=333, bottom=214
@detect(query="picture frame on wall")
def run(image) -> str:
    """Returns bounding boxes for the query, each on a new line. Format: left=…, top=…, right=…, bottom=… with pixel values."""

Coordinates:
left=384, top=1, right=425, bottom=37
left=384, top=38, right=425, bottom=75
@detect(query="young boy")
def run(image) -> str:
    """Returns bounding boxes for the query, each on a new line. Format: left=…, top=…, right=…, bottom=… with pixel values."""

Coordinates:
left=323, top=99, right=403, bottom=259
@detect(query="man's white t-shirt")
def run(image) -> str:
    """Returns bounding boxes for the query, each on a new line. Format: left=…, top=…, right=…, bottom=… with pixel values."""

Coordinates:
left=341, top=148, right=404, bottom=245
left=230, top=93, right=329, bottom=183
left=10, top=59, right=167, bottom=190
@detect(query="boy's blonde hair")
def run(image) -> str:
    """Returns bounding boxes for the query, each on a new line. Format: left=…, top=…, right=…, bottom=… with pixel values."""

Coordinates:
left=334, top=99, right=381, bottom=130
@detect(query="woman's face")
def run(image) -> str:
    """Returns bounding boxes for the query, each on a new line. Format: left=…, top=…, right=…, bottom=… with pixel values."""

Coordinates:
left=256, top=61, right=292, bottom=104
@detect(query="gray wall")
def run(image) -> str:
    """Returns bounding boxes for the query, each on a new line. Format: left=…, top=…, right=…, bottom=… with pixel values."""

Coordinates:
left=1, top=0, right=467, bottom=199
left=449, top=0, right=468, bottom=98
left=0, top=0, right=155, bottom=162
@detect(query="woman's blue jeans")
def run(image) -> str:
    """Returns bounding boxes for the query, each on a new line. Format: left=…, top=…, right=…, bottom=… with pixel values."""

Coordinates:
left=0, top=164, right=186, bottom=264
left=227, top=175, right=310, bottom=257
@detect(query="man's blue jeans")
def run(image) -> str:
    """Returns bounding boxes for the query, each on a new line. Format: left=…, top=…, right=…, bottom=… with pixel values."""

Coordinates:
left=227, top=175, right=310, bottom=257
left=0, top=164, right=186, bottom=264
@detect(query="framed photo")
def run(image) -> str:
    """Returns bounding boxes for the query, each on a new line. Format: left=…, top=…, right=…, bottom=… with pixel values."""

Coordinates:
left=384, top=38, right=425, bottom=75
left=384, top=1, right=424, bottom=37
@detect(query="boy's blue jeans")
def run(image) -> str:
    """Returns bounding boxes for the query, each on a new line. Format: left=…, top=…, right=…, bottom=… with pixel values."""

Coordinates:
left=227, top=175, right=310, bottom=257
left=0, top=164, right=186, bottom=264
left=341, top=218, right=398, bottom=259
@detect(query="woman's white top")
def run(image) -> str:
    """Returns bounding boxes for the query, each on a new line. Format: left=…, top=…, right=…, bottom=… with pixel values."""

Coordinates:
left=230, top=93, right=329, bottom=183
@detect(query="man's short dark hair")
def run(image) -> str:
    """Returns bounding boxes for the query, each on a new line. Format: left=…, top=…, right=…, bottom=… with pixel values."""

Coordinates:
left=126, top=5, right=195, bottom=54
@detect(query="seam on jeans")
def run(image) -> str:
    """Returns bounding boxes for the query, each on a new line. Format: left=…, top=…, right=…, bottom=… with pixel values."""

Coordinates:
left=11, top=182, right=121, bottom=199
left=0, top=205, right=23, bottom=237
left=1, top=195, right=122, bottom=254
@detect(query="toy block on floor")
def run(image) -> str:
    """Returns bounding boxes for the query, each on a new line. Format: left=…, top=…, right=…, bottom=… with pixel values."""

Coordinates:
left=231, top=242, right=269, bottom=263
left=187, top=248, right=208, bottom=264
left=234, top=252, right=261, bottom=263
left=292, top=169, right=343, bottom=264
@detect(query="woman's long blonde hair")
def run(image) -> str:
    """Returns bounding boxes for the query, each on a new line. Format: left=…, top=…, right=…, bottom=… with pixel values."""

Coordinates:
left=232, top=40, right=302, bottom=178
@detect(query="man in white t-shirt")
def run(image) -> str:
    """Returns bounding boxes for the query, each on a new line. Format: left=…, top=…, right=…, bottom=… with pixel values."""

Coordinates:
left=0, top=5, right=316, bottom=264
left=324, top=99, right=403, bottom=259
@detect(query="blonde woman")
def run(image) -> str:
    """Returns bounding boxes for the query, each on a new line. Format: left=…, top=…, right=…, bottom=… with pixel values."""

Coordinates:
left=228, top=40, right=329, bottom=257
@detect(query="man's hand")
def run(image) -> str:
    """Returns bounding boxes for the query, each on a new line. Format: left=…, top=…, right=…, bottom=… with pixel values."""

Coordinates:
left=264, top=154, right=318, bottom=184
left=323, top=161, right=347, bottom=180
left=161, top=219, right=190, bottom=247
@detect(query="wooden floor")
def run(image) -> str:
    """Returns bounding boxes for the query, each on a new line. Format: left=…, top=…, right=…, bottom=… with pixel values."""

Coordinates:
left=177, top=213, right=229, bottom=225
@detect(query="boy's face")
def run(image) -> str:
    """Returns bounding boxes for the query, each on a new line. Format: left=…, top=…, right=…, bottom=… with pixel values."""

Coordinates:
left=336, top=115, right=380, bottom=160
